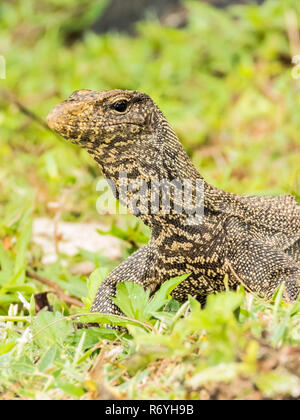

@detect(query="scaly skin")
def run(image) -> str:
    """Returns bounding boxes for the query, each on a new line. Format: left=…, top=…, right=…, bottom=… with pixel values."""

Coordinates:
left=47, top=89, right=300, bottom=315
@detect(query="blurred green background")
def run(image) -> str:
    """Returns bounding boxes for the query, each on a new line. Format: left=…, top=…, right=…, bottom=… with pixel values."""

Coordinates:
left=0, top=0, right=300, bottom=400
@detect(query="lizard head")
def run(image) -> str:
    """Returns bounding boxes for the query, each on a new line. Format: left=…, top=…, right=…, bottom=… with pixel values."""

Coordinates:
left=47, top=89, right=202, bottom=223
left=47, top=89, right=198, bottom=186
left=46, top=89, right=157, bottom=161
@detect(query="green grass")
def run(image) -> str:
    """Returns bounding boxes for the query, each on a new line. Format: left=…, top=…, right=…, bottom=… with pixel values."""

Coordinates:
left=0, top=0, right=299, bottom=399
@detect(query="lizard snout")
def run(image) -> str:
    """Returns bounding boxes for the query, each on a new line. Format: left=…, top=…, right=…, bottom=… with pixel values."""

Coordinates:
left=46, top=102, right=67, bottom=133
left=46, top=100, right=83, bottom=142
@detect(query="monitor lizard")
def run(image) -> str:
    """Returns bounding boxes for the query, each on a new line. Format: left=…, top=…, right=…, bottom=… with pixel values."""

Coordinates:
left=47, top=89, right=300, bottom=316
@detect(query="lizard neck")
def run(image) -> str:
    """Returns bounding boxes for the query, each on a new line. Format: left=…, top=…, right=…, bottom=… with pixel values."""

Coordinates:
left=93, top=112, right=207, bottom=231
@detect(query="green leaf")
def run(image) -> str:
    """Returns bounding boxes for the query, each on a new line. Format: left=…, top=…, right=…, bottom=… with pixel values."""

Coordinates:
left=29, top=294, right=35, bottom=322
left=0, top=342, right=15, bottom=356
left=272, top=282, right=285, bottom=321
left=32, top=311, right=74, bottom=349
left=256, top=372, right=300, bottom=398
left=111, top=275, right=189, bottom=324
left=82, top=267, right=111, bottom=309
left=188, top=295, right=201, bottom=314
left=56, top=382, right=85, bottom=398
left=270, top=314, right=289, bottom=347
left=80, top=311, right=154, bottom=331
left=188, top=363, right=249, bottom=388
left=37, top=346, right=57, bottom=372
left=11, top=355, right=35, bottom=375
left=112, top=282, right=150, bottom=321
left=98, top=222, right=149, bottom=245
left=88, top=267, right=110, bottom=298
left=145, top=273, right=190, bottom=317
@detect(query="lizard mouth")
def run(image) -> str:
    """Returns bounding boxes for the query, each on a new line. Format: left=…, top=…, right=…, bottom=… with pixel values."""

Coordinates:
left=46, top=111, right=143, bottom=140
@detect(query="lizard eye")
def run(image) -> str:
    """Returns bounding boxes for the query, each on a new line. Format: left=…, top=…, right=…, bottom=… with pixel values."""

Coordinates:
left=112, top=100, right=129, bottom=113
